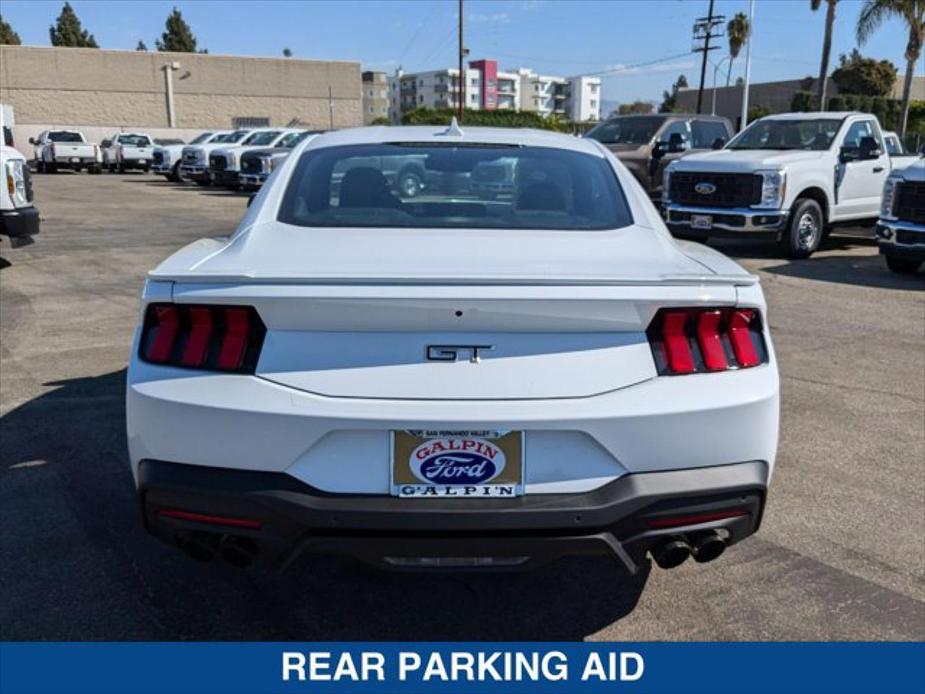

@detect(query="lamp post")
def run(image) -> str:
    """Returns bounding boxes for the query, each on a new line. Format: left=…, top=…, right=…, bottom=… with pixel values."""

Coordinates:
left=711, top=55, right=731, bottom=116
left=162, top=61, right=180, bottom=128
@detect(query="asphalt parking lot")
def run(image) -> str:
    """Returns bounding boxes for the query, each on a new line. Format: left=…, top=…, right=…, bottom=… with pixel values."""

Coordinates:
left=1, top=171, right=923, bottom=641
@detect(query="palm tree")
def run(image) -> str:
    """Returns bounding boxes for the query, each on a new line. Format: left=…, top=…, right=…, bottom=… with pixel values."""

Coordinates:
left=811, top=0, right=839, bottom=110
left=857, top=0, right=925, bottom=138
left=726, top=12, right=751, bottom=86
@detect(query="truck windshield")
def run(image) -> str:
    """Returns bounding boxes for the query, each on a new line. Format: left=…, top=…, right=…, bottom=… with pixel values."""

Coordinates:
left=242, top=131, right=282, bottom=146
left=48, top=132, right=84, bottom=143
left=215, top=130, right=250, bottom=143
left=118, top=134, right=152, bottom=147
left=727, top=119, right=842, bottom=151
left=278, top=143, right=632, bottom=231
left=585, top=117, right=664, bottom=145
left=277, top=131, right=312, bottom=148
left=190, top=132, right=214, bottom=145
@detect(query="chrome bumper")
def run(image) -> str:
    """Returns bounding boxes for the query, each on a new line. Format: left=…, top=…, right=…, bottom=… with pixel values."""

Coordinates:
left=239, top=173, right=267, bottom=186
left=665, top=204, right=788, bottom=233
left=877, top=219, right=925, bottom=253
left=152, top=164, right=172, bottom=174
left=180, top=165, right=206, bottom=175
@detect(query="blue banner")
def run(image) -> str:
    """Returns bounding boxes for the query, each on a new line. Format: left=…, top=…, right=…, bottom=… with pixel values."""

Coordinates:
left=1, top=642, right=923, bottom=694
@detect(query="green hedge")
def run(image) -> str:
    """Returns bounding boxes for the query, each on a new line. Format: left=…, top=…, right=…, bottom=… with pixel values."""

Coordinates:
left=400, top=107, right=571, bottom=132
left=827, top=94, right=902, bottom=131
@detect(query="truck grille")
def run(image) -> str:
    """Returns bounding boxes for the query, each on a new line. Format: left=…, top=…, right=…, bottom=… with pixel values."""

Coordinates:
left=240, top=155, right=262, bottom=174
left=894, top=182, right=925, bottom=225
left=209, top=154, right=227, bottom=172
left=153, top=151, right=164, bottom=165
left=669, top=172, right=762, bottom=208
left=23, top=166, right=34, bottom=203
left=182, top=151, right=199, bottom=164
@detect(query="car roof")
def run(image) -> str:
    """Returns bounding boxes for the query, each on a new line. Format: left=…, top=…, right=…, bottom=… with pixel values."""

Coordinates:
left=759, top=111, right=860, bottom=120
left=304, top=125, right=604, bottom=156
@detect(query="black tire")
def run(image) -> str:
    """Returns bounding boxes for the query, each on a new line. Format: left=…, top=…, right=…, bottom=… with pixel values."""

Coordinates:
left=36, top=159, right=46, bottom=174
left=194, top=179, right=211, bottom=187
left=47, top=162, right=58, bottom=174
left=108, top=163, right=116, bottom=173
left=780, top=198, right=823, bottom=259
left=143, top=165, right=150, bottom=173
left=885, top=256, right=922, bottom=275
left=118, top=162, right=126, bottom=174
left=88, top=165, right=101, bottom=175
left=396, top=167, right=423, bottom=198
left=169, top=161, right=184, bottom=183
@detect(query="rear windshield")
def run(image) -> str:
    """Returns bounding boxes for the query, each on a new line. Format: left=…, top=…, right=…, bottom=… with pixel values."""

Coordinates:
left=243, top=130, right=282, bottom=146
left=727, top=118, right=842, bottom=151
left=48, top=131, right=84, bottom=143
left=117, top=134, right=152, bottom=147
left=585, top=117, right=664, bottom=145
left=278, top=143, right=631, bottom=231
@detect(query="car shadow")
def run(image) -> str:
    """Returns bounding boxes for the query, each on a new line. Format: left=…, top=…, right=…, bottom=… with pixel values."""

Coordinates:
left=708, top=234, right=924, bottom=290
left=0, top=257, right=11, bottom=270
left=0, top=369, right=650, bottom=641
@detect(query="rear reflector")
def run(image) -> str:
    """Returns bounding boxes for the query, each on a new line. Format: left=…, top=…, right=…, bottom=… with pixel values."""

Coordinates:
left=140, top=303, right=266, bottom=373
left=647, top=307, right=767, bottom=376
left=646, top=509, right=748, bottom=529
left=157, top=508, right=263, bottom=529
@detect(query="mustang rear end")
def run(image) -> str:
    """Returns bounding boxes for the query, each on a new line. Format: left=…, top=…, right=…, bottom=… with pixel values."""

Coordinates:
left=127, top=124, right=779, bottom=574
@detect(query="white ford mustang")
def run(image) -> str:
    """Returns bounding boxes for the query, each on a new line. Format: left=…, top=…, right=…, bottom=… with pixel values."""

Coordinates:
left=127, top=123, right=779, bottom=573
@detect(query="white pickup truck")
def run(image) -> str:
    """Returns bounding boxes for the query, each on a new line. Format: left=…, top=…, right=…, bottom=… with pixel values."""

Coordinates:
left=152, top=131, right=227, bottom=182
left=1, top=109, right=39, bottom=248
left=101, top=132, right=155, bottom=172
left=30, top=130, right=101, bottom=174
left=664, top=112, right=902, bottom=257
left=207, top=128, right=298, bottom=188
left=876, top=154, right=925, bottom=274
left=180, top=129, right=251, bottom=186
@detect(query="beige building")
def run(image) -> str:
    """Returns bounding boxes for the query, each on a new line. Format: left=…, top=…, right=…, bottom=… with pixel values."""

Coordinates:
left=361, top=71, right=389, bottom=124
left=0, top=45, right=362, bottom=143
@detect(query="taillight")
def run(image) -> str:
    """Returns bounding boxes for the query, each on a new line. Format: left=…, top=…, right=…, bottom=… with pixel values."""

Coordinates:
left=647, top=307, right=767, bottom=375
left=139, top=303, right=265, bottom=373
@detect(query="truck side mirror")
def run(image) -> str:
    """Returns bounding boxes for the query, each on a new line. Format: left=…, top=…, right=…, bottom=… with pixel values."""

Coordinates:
left=839, top=146, right=860, bottom=164
left=711, top=137, right=726, bottom=150
left=667, top=133, right=689, bottom=154
left=858, top=136, right=881, bottom=160
left=652, top=141, right=667, bottom=158
left=28, top=137, right=36, bottom=145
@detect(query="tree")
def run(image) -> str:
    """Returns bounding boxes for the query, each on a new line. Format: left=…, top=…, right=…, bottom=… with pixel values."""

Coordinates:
left=156, top=7, right=199, bottom=52
left=857, top=0, right=925, bottom=138
left=810, top=0, right=839, bottom=110
left=659, top=74, right=688, bottom=113
left=748, top=104, right=772, bottom=123
left=618, top=100, right=654, bottom=115
left=136, top=40, right=147, bottom=51
left=282, top=47, right=292, bottom=57
left=0, top=14, right=22, bottom=44
left=831, top=49, right=898, bottom=96
left=49, top=2, right=99, bottom=48
left=726, top=12, right=751, bottom=86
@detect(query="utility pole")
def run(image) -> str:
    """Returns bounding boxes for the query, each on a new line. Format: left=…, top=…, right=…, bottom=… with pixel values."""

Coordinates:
left=457, top=0, right=465, bottom=122
left=740, top=0, right=755, bottom=131
left=692, top=0, right=724, bottom=115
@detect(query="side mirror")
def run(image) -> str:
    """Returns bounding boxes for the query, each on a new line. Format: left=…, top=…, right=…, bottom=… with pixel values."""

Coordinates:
left=858, top=136, right=881, bottom=160
left=839, top=146, right=860, bottom=164
left=711, top=137, right=726, bottom=150
left=667, top=132, right=689, bottom=154
left=101, top=140, right=111, bottom=148
left=652, top=141, right=667, bottom=158
left=28, top=137, right=36, bottom=145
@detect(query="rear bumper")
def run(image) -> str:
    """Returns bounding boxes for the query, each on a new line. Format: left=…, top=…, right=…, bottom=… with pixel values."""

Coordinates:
left=665, top=204, right=787, bottom=241
left=140, top=458, right=768, bottom=571
left=877, top=220, right=925, bottom=261
left=0, top=205, right=40, bottom=244
left=119, top=158, right=150, bottom=170
left=51, top=157, right=97, bottom=168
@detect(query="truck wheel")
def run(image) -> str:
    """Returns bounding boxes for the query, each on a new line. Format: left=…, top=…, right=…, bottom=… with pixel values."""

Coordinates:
left=885, top=256, right=922, bottom=275
left=36, top=160, right=46, bottom=174
left=780, top=198, right=823, bottom=259
left=397, top=168, right=423, bottom=198
left=89, top=165, right=101, bottom=175
left=108, top=163, right=116, bottom=173
left=47, top=162, right=58, bottom=174
left=170, top=162, right=185, bottom=183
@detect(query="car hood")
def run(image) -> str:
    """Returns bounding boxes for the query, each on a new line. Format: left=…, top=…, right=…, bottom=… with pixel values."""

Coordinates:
left=671, top=148, right=826, bottom=172
left=150, top=221, right=755, bottom=286
left=893, top=158, right=925, bottom=179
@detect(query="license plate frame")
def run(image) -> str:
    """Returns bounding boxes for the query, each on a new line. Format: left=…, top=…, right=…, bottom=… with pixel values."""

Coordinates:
left=690, top=214, right=713, bottom=230
left=390, top=430, right=524, bottom=498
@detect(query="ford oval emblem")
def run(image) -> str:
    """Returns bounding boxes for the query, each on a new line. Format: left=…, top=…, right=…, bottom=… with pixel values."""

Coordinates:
left=695, top=182, right=717, bottom=195
left=410, top=438, right=506, bottom=485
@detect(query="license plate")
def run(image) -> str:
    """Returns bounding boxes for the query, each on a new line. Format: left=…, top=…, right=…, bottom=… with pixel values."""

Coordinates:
left=70, top=157, right=80, bottom=163
left=391, top=430, right=524, bottom=497
left=691, top=214, right=713, bottom=230
left=138, top=159, right=147, bottom=165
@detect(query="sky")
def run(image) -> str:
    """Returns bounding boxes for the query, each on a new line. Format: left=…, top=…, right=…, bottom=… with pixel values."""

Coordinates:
left=1, top=0, right=917, bottom=106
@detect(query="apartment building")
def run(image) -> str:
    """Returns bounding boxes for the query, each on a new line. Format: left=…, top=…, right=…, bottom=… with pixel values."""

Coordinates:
left=362, top=71, right=390, bottom=124
left=387, top=58, right=600, bottom=123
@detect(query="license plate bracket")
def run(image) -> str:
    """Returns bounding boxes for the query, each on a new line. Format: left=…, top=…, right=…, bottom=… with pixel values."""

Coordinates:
left=691, top=214, right=713, bottom=230
left=391, top=430, right=524, bottom=498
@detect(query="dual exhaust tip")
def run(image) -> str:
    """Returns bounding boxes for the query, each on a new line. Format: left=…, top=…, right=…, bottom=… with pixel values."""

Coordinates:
left=652, top=531, right=726, bottom=570
left=176, top=532, right=259, bottom=569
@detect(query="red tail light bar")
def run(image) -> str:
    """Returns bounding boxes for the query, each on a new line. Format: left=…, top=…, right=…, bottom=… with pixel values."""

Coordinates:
left=139, top=303, right=266, bottom=373
left=647, top=307, right=767, bottom=375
